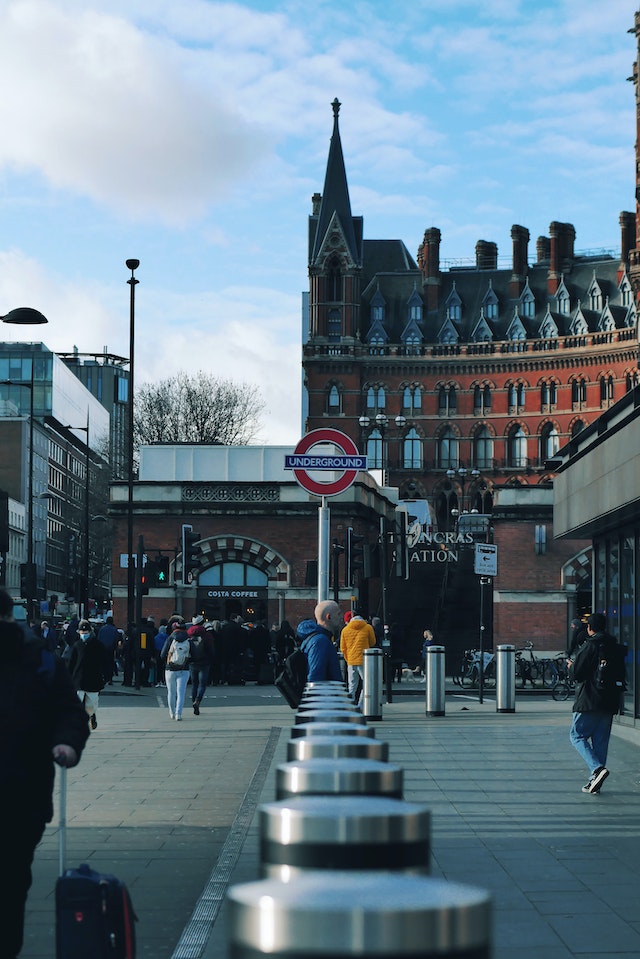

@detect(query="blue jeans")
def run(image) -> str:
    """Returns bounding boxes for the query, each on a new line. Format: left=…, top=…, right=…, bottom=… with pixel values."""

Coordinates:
left=165, top=669, right=189, bottom=718
left=190, top=664, right=209, bottom=703
left=569, top=711, right=613, bottom=776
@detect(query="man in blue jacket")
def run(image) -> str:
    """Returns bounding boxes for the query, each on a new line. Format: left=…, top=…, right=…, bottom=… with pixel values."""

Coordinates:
left=296, top=600, right=343, bottom=682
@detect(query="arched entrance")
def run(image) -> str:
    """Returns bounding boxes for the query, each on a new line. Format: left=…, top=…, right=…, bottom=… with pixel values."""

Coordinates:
left=190, top=534, right=290, bottom=623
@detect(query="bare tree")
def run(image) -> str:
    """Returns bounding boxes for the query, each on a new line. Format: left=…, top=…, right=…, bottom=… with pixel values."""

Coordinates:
left=134, top=371, right=264, bottom=448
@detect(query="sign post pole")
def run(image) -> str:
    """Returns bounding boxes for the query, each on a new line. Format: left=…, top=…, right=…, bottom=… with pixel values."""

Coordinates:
left=285, top=429, right=367, bottom=609
left=318, top=497, right=330, bottom=602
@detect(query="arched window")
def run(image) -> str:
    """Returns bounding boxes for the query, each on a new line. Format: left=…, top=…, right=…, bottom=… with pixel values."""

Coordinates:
left=600, top=375, right=614, bottom=406
left=571, top=378, right=587, bottom=408
left=438, top=385, right=457, bottom=415
left=540, top=424, right=560, bottom=461
left=508, top=426, right=527, bottom=469
left=473, top=385, right=491, bottom=414
left=328, top=385, right=340, bottom=412
left=438, top=428, right=458, bottom=469
left=403, top=429, right=422, bottom=469
left=474, top=427, right=494, bottom=470
left=366, top=430, right=383, bottom=469
left=366, top=387, right=385, bottom=411
left=403, top=386, right=421, bottom=413
left=571, top=419, right=585, bottom=438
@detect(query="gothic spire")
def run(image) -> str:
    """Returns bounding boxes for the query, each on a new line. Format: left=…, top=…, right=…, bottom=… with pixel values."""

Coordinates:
left=311, top=98, right=360, bottom=264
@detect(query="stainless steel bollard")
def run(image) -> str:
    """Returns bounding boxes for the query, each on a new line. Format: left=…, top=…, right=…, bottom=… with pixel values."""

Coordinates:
left=286, top=735, right=389, bottom=762
left=496, top=644, right=516, bottom=713
left=294, top=709, right=367, bottom=725
left=258, top=796, right=431, bottom=878
left=275, top=758, right=402, bottom=800
left=297, top=699, right=359, bottom=713
left=228, top=873, right=491, bottom=957
left=291, top=722, right=375, bottom=739
left=425, top=645, right=446, bottom=717
left=363, top=647, right=383, bottom=720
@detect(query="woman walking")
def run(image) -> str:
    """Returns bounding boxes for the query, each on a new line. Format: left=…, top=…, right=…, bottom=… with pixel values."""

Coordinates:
left=161, top=626, right=191, bottom=720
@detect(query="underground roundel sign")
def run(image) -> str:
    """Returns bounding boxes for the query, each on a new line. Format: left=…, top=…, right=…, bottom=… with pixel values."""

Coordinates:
left=285, top=428, right=367, bottom=497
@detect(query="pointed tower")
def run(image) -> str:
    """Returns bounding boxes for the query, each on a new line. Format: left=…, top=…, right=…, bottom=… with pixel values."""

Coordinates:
left=308, top=99, right=363, bottom=342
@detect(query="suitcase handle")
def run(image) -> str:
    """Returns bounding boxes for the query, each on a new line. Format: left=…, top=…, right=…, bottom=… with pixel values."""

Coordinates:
left=58, top=764, right=67, bottom=877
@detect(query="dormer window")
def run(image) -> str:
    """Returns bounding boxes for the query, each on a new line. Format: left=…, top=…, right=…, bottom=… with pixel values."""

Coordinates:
left=444, top=284, right=462, bottom=322
left=619, top=273, right=633, bottom=308
left=482, top=283, right=499, bottom=320
left=556, top=278, right=570, bottom=316
left=520, top=281, right=535, bottom=319
left=588, top=273, right=603, bottom=312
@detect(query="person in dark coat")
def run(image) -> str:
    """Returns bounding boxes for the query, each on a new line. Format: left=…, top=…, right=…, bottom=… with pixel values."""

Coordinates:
left=97, top=615, right=119, bottom=683
left=0, top=588, right=89, bottom=958
left=568, top=612, right=622, bottom=795
left=274, top=620, right=296, bottom=662
left=568, top=617, right=588, bottom=657
left=67, top=619, right=108, bottom=731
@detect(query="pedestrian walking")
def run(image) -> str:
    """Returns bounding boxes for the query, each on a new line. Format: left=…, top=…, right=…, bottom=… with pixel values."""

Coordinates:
left=0, top=588, right=89, bottom=959
left=188, top=618, right=212, bottom=715
left=67, top=619, right=109, bottom=730
left=340, top=609, right=376, bottom=706
left=568, top=612, right=625, bottom=795
left=162, top=625, right=191, bottom=720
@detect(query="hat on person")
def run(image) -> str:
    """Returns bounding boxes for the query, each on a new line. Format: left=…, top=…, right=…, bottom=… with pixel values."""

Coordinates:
left=192, top=615, right=204, bottom=626
left=171, top=629, right=188, bottom=643
left=78, top=620, right=91, bottom=631
left=343, top=611, right=353, bottom=624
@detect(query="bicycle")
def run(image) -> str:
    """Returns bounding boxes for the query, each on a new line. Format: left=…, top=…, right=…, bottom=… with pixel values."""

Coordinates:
left=551, top=655, right=575, bottom=701
left=454, top=649, right=496, bottom=688
left=514, top=642, right=559, bottom=688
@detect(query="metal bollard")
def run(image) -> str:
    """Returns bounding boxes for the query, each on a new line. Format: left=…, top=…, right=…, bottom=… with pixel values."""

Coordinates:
left=363, top=647, right=384, bottom=720
left=298, top=696, right=358, bottom=713
left=258, top=796, right=431, bottom=878
left=496, top=644, right=516, bottom=713
left=425, top=645, right=446, bottom=717
left=291, top=722, right=375, bottom=739
left=275, top=758, right=403, bottom=800
left=228, top=872, right=492, bottom=958
left=286, top=735, right=389, bottom=762
left=294, top=709, right=367, bottom=725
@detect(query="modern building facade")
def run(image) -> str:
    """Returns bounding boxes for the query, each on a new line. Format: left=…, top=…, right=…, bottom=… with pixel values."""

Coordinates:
left=554, top=385, right=640, bottom=725
left=0, top=342, right=110, bottom=617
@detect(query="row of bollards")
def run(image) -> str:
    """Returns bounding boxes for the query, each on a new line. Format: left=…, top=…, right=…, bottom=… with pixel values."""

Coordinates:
left=226, top=679, right=493, bottom=957
left=425, top=644, right=517, bottom=715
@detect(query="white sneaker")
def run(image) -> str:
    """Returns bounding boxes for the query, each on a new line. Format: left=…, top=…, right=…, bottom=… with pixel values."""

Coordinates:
left=169, top=712, right=175, bottom=719
left=176, top=715, right=182, bottom=721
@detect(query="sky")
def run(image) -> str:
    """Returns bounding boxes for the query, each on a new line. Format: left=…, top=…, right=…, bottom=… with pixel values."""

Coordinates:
left=0, top=0, right=637, bottom=446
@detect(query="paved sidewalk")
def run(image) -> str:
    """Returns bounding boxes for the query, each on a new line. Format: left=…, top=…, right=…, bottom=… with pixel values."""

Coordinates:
left=22, top=683, right=640, bottom=959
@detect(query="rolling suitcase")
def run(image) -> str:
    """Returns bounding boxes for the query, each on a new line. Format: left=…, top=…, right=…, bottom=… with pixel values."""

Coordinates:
left=55, top=766, right=137, bottom=958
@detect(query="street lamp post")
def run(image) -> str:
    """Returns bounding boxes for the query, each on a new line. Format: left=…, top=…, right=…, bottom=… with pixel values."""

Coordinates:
left=358, top=412, right=407, bottom=486
left=446, top=466, right=481, bottom=516
left=125, top=260, right=140, bottom=628
left=1, top=307, right=49, bottom=617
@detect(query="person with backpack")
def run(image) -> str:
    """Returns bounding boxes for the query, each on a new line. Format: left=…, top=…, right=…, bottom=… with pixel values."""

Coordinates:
left=568, top=611, right=626, bottom=795
left=296, top=600, right=343, bottom=683
left=0, top=588, right=89, bottom=959
left=161, top=625, right=191, bottom=720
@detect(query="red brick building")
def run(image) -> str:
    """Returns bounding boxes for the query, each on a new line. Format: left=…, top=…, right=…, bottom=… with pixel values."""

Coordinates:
left=302, top=93, right=639, bottom=659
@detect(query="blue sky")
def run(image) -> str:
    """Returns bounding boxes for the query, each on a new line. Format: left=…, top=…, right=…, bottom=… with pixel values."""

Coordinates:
left=0, top=0, right=637, bottom=444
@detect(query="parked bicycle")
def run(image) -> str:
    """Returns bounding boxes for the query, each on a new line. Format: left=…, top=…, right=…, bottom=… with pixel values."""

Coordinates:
left=514, top=642, right=559, bottom=688
left=551, top=655, right=575, bottom=701
left=453, top=649, right=496, bottom=688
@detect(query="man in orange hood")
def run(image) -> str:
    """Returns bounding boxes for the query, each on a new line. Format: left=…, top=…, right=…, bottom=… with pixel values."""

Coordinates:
left=339, top=611, right=376, bottom=707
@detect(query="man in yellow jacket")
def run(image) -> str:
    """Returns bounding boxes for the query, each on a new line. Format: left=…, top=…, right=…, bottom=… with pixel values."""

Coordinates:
left=340, top=612, right=377, bottom=707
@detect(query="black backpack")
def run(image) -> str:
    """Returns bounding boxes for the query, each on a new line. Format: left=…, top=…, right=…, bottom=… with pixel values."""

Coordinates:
left=275, top=647, right=308, bottom=709
left=594, top=641, right=626, bottom=694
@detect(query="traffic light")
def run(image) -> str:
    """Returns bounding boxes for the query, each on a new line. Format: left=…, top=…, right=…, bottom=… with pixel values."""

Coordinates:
left=141, top=560, right=154, bottom=595
left=155, top=555, right=170, bottom=585
left=20, top=562, right=37, bottom=598
left=181, top=525, right=201, bottom=583
left=346, top=527, right=365, bottom=586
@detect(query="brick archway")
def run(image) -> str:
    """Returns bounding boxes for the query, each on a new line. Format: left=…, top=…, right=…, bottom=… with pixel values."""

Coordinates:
left=196, top=534, right=290, bottom=587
